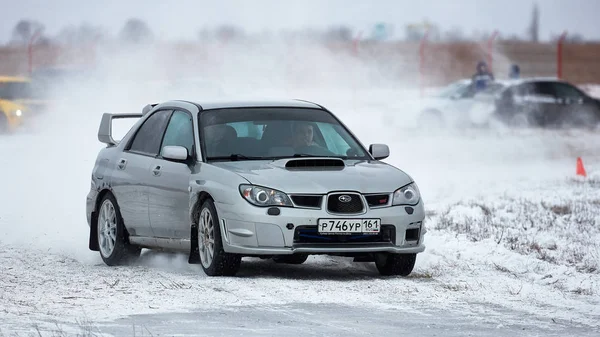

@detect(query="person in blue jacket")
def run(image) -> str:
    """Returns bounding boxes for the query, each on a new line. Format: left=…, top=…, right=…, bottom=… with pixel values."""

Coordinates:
left=509, top=64, right=520, bottom=79
left=471, top=61, right=495, bottom=91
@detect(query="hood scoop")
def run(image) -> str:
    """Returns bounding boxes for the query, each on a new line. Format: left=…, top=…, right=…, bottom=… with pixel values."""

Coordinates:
left=284, top=157, right=345, bottom=171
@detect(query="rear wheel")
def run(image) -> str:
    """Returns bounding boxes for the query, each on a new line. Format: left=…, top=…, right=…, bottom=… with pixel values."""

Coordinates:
left=97, top=193, right=141, bottom=266
left=374, top=253, right=416, bottom=276
left=197, top=199, right=241, bottom=276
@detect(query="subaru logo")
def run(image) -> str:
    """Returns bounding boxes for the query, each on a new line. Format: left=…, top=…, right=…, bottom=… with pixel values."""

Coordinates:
left=338, top=195, right=352, bottom=203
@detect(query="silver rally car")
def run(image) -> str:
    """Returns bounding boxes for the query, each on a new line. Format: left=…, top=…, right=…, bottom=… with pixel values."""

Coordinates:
left=86, top=99, right=426, bottom=276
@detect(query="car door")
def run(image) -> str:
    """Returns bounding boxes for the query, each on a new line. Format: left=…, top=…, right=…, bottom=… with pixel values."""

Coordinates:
left=550, top=82, right=599, bottom=126
left=110, top=109, right=173, bottom=238
left=147, top=109, right=196, bottom=240
left=516, top=82, right=561, bottom=126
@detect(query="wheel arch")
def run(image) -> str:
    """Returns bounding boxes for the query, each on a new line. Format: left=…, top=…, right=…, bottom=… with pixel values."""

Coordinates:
left=89, top=188, right=131, bottom=251
left=188, top=191, right=215, bottom=264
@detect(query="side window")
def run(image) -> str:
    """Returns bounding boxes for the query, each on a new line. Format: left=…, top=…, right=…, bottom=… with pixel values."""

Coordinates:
left=532, top=82, right=556, bottom=96
left=128, top=109, right=172, bottom=156
left=552, top=83, right=585, bottom=100
left=160, top=110, right=194, bottom=157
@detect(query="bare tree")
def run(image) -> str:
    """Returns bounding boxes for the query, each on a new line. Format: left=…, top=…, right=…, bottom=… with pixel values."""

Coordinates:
left=119, top=18, right=154, bottom=44
left=10, top=19, right=46, bottom=45
left=527, top=2, right=539, bottom=42
left=215, top=24, right=245, bottom=41
left=55, top=23, right=105, bottom=45
left=323, top=26, right=353, bottom=42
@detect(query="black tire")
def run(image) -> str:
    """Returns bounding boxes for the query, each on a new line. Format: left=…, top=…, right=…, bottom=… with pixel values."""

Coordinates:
left=374, top=253, right=417, bottom=276
left=273, top=254, right=309, bottom=264
left=197, top=199, right=241, bottom=276
left=96, top=193, right=141, bottom=266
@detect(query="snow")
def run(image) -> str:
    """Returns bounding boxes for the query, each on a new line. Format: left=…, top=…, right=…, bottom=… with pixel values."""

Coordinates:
left=1, top=43, right=600, bottom=335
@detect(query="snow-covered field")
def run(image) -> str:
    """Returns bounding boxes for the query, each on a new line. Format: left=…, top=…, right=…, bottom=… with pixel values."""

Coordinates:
left=1, top=45, right=600, bottom=335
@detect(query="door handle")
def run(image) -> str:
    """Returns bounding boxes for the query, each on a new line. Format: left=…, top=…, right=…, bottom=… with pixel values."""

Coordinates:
left=117, top=158, right=127, bottom=170
left=152, top=165, right=162, bottom=176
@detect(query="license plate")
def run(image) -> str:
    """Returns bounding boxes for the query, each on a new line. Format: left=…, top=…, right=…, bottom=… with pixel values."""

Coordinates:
left=317, top=218, right=381, bottom=235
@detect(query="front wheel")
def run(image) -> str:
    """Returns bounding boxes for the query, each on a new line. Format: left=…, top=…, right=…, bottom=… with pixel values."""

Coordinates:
left=374, top=253, right=416, bottom=276
left=97, top=193, right=141, bottom=266
left=197, top=199, right=242, bottom=276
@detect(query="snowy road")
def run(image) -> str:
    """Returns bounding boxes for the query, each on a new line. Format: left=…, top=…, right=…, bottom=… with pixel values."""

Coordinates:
left=1, top=82, right=600, bottom=336
left=94, top=303, right=599, bottom=337
left=1, top=246, right=599, bottom=337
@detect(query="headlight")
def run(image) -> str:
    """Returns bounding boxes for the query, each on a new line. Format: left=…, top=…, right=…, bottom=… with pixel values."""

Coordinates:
left=392, top=182, right=420, bottom=206
left=239, top=184, right=293, bottom=207
left=13, top=109, right=22, bottom=117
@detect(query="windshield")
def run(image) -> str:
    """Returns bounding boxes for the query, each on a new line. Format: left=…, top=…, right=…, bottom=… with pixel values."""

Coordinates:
left=0, top=81, right=39, bottom=100
left=199, top=107, right=371, bottom=161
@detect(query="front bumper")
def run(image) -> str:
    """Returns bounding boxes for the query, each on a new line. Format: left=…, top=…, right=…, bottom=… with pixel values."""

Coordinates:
left=215, top=198, right=427, bottom=256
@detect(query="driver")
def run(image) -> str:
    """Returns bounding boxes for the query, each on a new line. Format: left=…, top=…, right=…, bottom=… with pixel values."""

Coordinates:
left=291, top=122, right=318, bottom=148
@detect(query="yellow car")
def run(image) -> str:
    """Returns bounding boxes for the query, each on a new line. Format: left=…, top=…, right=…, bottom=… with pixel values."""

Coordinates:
left=0, top=76, right=49, bottom=133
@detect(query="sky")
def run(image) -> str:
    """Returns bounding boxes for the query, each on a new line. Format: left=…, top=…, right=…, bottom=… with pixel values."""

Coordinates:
left=0, top=0, right=598, bottom=43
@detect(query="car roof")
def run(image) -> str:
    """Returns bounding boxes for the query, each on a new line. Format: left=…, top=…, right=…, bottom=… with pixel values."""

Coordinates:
left=184, top=99, right=324, bottom=111
left=498, top=76, right=565, bottom=86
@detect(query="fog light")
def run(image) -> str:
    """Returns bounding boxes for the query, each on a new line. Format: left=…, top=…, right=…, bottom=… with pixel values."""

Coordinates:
left=15, top=109, right=22, bottom=117
left=267, top=207, right=280, bottom=216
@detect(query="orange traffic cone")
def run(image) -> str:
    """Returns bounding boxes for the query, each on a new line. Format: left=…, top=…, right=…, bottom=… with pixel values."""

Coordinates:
left=576, top=157, right=587, bottom=177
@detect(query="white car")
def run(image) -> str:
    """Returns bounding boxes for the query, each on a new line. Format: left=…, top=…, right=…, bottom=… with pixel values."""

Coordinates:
left=86, top=99, right=427, bottom=277
left=417, top=79, right=507, bottom=128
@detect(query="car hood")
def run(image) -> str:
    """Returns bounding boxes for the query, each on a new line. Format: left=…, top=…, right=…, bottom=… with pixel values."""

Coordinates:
left=210, top=158, right=413, bottom=194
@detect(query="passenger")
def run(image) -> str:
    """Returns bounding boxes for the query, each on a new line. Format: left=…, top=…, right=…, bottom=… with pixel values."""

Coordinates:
left=509, top=64, right=520, bottom=79
left=204, top=124, right=237, bottom=156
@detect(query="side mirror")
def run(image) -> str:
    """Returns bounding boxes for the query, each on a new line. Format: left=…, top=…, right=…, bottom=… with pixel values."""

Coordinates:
left=369, top=144, right=390, bottom=160
left=162, top=145, right=189, bottom=162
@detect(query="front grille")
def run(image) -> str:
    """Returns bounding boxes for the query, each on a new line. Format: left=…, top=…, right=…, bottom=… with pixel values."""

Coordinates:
left=364, top=194, right=390, bottom=207
left=291, top=195, right=322, bottom=208
left=293, top=225, right=396, bottom=244
left=327, top=193, right=364, bottom=214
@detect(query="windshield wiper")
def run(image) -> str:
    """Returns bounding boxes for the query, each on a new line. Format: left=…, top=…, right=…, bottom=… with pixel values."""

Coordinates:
left=206, top=154, right=266, bottom=161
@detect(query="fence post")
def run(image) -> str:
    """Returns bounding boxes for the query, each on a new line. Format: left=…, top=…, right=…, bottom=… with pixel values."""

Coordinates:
left=557, top=31, right=568, bottom=79
left=28, top=29, right=43, bottom=75
left=487, top=30, right=498, bottom=73
left=419, top=29, right=429, bottom=98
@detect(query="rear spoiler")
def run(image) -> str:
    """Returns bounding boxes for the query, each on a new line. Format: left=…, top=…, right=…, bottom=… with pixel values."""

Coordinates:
left=98, top=104, right=157, bottom=146
left=98, top=113, right=142, bottom=146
